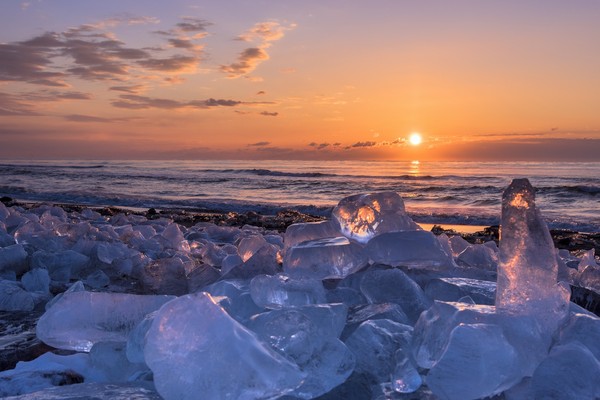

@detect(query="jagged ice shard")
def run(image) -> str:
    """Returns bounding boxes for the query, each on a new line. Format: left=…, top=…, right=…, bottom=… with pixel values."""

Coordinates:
left=495, top=178, right=570, bottom=328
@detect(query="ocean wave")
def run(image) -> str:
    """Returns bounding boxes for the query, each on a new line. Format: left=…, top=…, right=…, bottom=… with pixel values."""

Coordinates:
left=0, top=163, right=105, bottom=170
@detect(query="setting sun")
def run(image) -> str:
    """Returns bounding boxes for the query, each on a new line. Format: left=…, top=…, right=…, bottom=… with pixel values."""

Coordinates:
left=409, top=133, right=422, bottom=146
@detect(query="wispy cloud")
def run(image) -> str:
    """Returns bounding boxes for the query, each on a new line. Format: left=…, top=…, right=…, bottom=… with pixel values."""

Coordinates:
left=247, top=141, right=270, bottom=147
left=221, top=21, right=295, bottom=79
left=259, top=111, right=279, bottom=117
left=111, top=94, right=253, bottom=110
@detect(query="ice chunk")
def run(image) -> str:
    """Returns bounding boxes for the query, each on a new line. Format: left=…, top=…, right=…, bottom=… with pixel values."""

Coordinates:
left=21, top=268, right=50, bottom=293
left=343, top=303, right=410, bottom=340
left=85, top=269, right=110, bottom=289
left=495, top=178, right=570, bottom=329
left=531, top=342, right=600, bottom=400
left=224, top=244, right=279, bottom=279
left=89, top=341, right=148, bottom=382
left=392, top=349, right=422, bottom=394
left=0, top=244, right=28, bottom=276
left=449, top=235, right=470, bottom=256
left=31, top=250, right=90, bottom=283
left=557, top=312, right=600, bottom=361
left=284, top=220, right=341, bottom=250
left=456, top=243, right=498, bottom=270
left=0, top=382, right=161, bottom=399
left=365, top=231, right=455, bottom=270
left=345, top=319, right=413, bottom=385
left=412, top=300, right=549, bottom=380
left=424, top=277, right=496, bottom=305
left=332, top=192, right=420, bottom=243
left=284, top=237, right=368, bottom=280
left=250, top=274, right=327, bottom=309
left=138, top=258, right=188, bottom=295
left=144, top=292, right=305, bottom=400
left=426, top=323, right=521, bottom=400
left=36, top=291, right=175, bottom=351
left=0, top=280, right=35, bottom=311
left=248, top=305, right=353, bottom=398
left=237, top=234, right=268, bottom=262
left=203, top=279, right=263, bottom=322
left=45, top=280, right=85, bottom=310
left=359, top=268, right=431, bottom=323
left=126, top=311, right=157, bottom=364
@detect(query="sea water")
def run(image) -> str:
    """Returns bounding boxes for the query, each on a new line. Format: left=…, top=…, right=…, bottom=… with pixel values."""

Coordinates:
left=0, top=160, right=598, bottom=232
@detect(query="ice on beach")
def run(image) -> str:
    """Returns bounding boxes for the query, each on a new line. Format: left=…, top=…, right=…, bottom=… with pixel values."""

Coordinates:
left=359, top=268, right=432, bottom=323
left=31, top=250, right=90, bottom=283
left=237, top=234, right=269, bottom=261
left=137, top=258, right=188, bottom=295
left=21, top=268, right=50, bottom=293
left=284, top=236, right=368, bottom=279
left=249, top=273, right=327, bottom=309
left=85, top=269, right=110, bottom=289
left=0, top=244, right=28, bottom=276
left=344, top=303, right=410, bottom=339
left=144, top=292, right=305, bottom=400
left=365, top=231, right=455, bottom=270
left=203, top=279, right=263, bottom=322
left=36, top=291, right=175, bottom=351
left=424, top=277, right=496, bottom=305
left=283, top=220, right=341, bottom=250
left=456, top=243, right=498, bottom=270
left=557, top=312, right=600, bottom=361
left=495, top=178, right=570, bottom=330
left=0, top=280, right=35, bottom=311
left=332, top=192, right=420, bottom=243
left=530, top=342, right=600, bottom=399
left=345, top=319, right=414, bottom=386
left=89, top=341, right=148, bottom=382
left=426, top=323, right=521, bottom=400
left=247, top=305, right=353, bottom=398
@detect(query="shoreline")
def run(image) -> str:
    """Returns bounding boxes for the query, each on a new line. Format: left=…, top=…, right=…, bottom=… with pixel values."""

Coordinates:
left=2, top=197, right=598, bottom=254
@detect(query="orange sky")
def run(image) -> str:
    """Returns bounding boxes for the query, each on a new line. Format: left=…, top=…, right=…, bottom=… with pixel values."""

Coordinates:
left=1, top=1, right=599, bottom=160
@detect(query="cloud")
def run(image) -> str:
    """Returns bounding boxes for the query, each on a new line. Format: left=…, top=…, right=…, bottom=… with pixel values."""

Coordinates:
left=256, top=90, right=266, bottom=95
left=308, top=142, right=330, bottom=150
left=247, top=141, right=271, bottom=147
left=63, top=114, right=132, bottom=123
left=1, top=16, right=208, bottom=89
left=0, top=92, right=42, bottom=116
left=221, top=21, right=295, bottom=79
left=350, top=141, right=378, bottom=148
left=109, top=85, right=146, bottom=94
left=260, top=111, right=279, bottom=116
left=111, top=94, right=245, bottom=110
left=220, top=47, right=269, bottom=78
left=236, top=21, right=293, bottom=42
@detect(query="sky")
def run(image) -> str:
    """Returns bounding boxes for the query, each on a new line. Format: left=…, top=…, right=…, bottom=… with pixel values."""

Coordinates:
left=1, top=0, right=599, bottom=161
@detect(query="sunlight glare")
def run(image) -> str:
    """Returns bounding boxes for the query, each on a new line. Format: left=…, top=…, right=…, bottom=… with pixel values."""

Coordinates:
left=409, top=133, right=422, bottom=146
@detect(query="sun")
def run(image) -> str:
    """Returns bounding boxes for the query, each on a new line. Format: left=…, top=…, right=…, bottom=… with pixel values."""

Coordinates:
left=409, top=132, right=422, bottom=146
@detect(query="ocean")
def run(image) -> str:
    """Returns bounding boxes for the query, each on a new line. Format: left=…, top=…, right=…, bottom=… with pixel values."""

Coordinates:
left=0, top=160, right=598, bottom=232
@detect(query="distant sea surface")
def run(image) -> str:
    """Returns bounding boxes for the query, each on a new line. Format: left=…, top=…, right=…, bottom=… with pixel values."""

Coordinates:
left=1, top=160, right=599, bottom=232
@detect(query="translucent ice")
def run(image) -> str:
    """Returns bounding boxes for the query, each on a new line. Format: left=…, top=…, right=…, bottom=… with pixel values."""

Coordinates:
left=284, top=236, right=368, bottom=280
left=144, top=292, right=305, bottom=400
left=557, top=312, right=600, bottom=361
left=250, top=274, right=327, bottom=309
left=426, top=323, right=521, bottom=400
left=21, top=268, right=50, bottom=293
left=31, top=250, right=90, bottom=283
left=332, top=192, right=420, bottom=243
left=424, top=277, right=496, bottom=305
left=85, top=269, right=110, bottom=289
left=392, top=349, right=422, bottom=394
left=359, top=268, right=432, bottom=323
left=365, top=231, right=455, bottom=270
left=138, top=258, right=188, bottom=295
left=237, top=234, right=268, bottom=262
left=283, top=220, right=341, bottom=250
left=345, top=319, right=413, bottom=385
left=0, top=280, right=35, bottom=311
left=89, top=341, right=148, bottom=382
left=248, top=305, right=353, bottom=398
left=203, top=279, right=262, bottom=322
left=456, top=243, right=498, bottom=270
left=495, top=178, right=570, bottom=328
left=0, top=244, right=28, bottom=276
left=37, top=291, right=175, bottom=351
left=531, top=342, right=600, bottom=399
